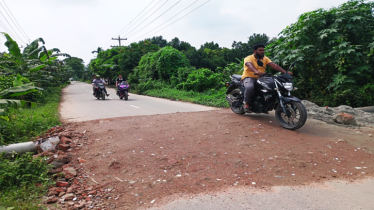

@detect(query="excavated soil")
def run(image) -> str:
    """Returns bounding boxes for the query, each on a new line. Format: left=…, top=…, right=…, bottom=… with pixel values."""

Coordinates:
left=61, top=109, right=374, bottom=209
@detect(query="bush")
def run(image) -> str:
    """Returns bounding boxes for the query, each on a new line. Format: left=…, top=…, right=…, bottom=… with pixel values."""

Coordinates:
left=177, top=68, right=224, bottom=92
left=0, top=152, right=52, bottom=210
left=266, top=0, right=374, bottom=107
left=0, top=87, right=63, bottom=145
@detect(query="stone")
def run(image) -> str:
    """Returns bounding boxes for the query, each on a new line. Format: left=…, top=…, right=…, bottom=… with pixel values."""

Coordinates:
left=167, top=158, right=178, bottom=164
left=61, top=193, right=75, bottom=200
left=79, top=158, right=87, bottom=163
left=57, top=144, right=71, bottom=151
left=56, top=155, right=72, bottom=164
left=61, top=136, right=73, bottom=144
left=74, top=204, right=85, bottom=209
left=48, top=190, right=58, bottom=196
left=63, top=167, right=77, bottom=177
left=338, top=139, right=347, bottom=143
left=59, top=191, right=66, bottom=197
left=48, top=167, right=63, bottom=174
left=67, top=201, right=75, bottom=206
left=333, top=113, right=358, bottom=125
left=59, top=131, right=72, bottom=138
left=50, top=161, right=64, bottom=169
left=67, top=187, right=74, bottom=193
left=46, top=196, right=57, bottom=203
left=56, top=181, right=69, bottom=187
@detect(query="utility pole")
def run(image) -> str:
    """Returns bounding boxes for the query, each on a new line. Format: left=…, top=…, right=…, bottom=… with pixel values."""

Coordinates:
left=111, top=35, right=127, bottom=48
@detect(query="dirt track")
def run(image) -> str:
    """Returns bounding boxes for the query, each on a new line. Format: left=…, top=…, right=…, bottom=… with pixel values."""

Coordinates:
left=61, top=109, right=374, bottom=209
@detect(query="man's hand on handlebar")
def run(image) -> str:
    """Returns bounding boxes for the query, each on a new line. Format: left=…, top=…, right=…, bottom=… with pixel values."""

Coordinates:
left=256, top=71, right=265, bottom=76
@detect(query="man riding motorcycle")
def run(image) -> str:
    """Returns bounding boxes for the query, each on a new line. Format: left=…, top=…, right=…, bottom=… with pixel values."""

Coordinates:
left=92, top=75, right=110, bottom=96
left=115, top=75, right=124, bottom=95
left=242, top=43, right=291, bottom=113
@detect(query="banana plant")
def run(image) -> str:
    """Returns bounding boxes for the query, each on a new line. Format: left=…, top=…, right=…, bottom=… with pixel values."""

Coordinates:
left=0, top=74, right=42, bottom=115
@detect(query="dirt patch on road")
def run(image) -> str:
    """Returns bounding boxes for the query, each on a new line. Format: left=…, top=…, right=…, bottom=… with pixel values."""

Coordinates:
left=63, top=109, right=374, bottom=209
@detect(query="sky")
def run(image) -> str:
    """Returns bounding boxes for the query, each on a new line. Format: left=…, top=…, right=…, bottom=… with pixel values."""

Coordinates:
left=0, top=0, right=349, bottom=65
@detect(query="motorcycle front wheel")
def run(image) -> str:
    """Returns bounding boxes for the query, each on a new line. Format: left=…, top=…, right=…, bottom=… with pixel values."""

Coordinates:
left=102, top=91, right=106, bottom=100
left=275, top=101, right=307, bottom=130
left=124, top=91, right=128, bottom=101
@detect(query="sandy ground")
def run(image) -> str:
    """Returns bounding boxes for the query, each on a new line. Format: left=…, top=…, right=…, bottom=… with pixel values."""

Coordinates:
left=61, top=109, right=374, bottom=209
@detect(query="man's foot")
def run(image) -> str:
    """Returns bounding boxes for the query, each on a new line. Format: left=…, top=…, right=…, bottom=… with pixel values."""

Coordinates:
left=106, top=94, right=110, bottom=96
left=244, top=107, right=252, bottom=113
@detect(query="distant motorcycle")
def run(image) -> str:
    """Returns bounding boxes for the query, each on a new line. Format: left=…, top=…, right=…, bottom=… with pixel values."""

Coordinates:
left=117, top=81, right=130, bottom=100
left=94, top=83, right=106, bottom=100
left=225, top=60, right=307, bottom=130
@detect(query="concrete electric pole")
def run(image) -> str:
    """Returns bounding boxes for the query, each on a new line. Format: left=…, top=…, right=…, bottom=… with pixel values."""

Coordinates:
left=111, top=35, right=127, bottom=48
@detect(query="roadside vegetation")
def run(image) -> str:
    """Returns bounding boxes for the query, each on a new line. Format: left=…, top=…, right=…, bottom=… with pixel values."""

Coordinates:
left=89, top=0, right=374, bottom=108
left=0, top=33, right=83, bottom=209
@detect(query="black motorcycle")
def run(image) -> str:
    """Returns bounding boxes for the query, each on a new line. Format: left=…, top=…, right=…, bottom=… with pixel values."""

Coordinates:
left=225, top=60, right=307, bottom=130
left=94, top=83, right=106, bottom=100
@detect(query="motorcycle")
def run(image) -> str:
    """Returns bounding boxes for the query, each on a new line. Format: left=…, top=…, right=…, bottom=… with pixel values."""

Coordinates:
left=94, top=83, right=106, bottom=100
left=225, top=60, right=307, bottom=130
left=117, top=81, right=130, bottom=100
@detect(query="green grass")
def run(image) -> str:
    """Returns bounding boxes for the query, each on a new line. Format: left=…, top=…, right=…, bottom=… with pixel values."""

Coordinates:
left=142, top=87, right=230, bottom=108
left=0, top=152, right=53, bottom=210
left=0, top=85, right=65, bottom=209
left=0, top=87, right=63, bottom=145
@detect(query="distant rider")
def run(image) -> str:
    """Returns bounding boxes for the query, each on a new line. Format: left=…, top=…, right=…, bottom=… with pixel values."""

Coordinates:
left=115, top=75, right=125, bottom=95
left=92, top=75, right=110, bottom=96
left=241, top=43, right=290, bottom=113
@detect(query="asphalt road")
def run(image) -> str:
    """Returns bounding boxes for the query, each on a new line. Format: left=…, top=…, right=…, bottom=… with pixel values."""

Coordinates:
left=59, top=81, right=217, bottom=122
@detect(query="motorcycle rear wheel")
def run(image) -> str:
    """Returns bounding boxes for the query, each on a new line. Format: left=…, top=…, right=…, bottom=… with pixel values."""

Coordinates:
left=229, top=89, right=244, bottom=115
left=275, top=101, right=307, bottom=130
left=102, top=91, right=106, bottom=100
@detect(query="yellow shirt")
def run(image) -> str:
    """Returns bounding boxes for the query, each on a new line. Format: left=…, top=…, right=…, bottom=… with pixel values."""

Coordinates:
left=241, top=55, right=272, bottom=80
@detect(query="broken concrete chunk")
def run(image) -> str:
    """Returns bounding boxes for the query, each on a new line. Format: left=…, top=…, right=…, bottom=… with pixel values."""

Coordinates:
left=37, top=136, right=60, bottom=153
left=333, top=113, right=357, bottom=125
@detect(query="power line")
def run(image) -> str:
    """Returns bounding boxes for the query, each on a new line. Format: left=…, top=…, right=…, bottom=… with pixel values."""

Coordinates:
left=0, top=9, right=26, bottom=44
left=126, top=0, right=181, bottom=38
left=115, top=0, right=156, bottom=37
left=121, top=0, right=168, bottom=38
left=134, top=0, right=202, bottom=40
left=0, top=19, right=25, bottom=46
left=0, top=0, right=29, bottom=42
left=104, top=0, right=160, bottom=48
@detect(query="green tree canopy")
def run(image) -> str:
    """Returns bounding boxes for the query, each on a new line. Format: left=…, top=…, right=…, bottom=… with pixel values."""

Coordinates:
left=266, top=0, right=374, bottom=107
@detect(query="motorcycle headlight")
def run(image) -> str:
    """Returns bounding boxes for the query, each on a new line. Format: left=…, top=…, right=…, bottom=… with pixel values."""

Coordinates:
left=283, top=83, right=293, bottom=91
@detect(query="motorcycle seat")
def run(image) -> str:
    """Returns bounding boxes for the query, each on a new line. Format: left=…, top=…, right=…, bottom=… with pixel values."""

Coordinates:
left=232, top=74, right=242, bottom=81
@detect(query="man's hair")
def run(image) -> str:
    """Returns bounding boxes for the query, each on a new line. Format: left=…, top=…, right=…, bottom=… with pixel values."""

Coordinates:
left=253, top=43, right=266, bottom=51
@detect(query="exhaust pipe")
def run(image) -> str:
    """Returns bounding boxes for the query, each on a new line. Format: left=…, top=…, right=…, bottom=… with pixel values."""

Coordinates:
left=226, top=95, right=234, bottom=105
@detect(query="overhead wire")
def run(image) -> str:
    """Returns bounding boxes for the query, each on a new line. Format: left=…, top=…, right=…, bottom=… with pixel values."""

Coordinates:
left=134, top=0, right=203, bottom=41
left=0, top=19, right=24, bottom=46
left=125, top=0, right=181, bottom=38
left=0, top=0, right=29, bottom=42
left=122, top=0, right=169, bottom=38
left=104, top=0, right=160, bottom=48
left=115, top=0, right=156, bottom=36
left=0, top=9, right=26, bottom=45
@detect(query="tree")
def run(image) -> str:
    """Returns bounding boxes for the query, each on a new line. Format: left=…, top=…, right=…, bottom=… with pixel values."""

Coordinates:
left=266, top=0, right=374, bottom=107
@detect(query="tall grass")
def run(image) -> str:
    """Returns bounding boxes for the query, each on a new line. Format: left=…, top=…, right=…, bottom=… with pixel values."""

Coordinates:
left=143, top=87, right=229, bottom=108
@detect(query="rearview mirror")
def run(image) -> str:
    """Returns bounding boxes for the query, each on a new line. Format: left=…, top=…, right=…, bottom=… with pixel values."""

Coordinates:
left=257, top=59, right=264, bottom=67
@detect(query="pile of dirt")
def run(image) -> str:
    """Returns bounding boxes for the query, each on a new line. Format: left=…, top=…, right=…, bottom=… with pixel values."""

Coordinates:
left=302, top=100, right=374, bottom=127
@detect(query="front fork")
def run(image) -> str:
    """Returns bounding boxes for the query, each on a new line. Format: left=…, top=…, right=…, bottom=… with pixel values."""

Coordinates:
left=274, top=82, right=289, bottom=116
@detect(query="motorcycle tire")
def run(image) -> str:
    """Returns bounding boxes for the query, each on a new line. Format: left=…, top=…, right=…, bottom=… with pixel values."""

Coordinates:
left=275, top=101, right=307, bottom=130
left=120, top=97, right=123, bottom=99
left=102, top=91, right=106, bottom=100
left=229, top=89, right=244, bottom=115
left=124, top=92, right=128, bottom=101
